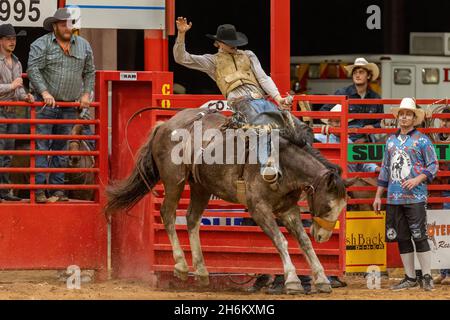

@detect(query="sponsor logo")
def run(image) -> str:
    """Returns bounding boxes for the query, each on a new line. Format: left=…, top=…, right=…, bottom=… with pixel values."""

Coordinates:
left=346, top=232, right=385, bottom=250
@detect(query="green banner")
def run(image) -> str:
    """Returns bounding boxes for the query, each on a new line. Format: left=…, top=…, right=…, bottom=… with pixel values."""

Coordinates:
left=348, top=144, right=450, bottom=162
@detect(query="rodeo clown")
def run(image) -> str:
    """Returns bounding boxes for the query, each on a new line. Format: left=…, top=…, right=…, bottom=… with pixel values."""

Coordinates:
left=173, top=17, right=294, bottom=182
left=373, top=97, right=438, bottom=291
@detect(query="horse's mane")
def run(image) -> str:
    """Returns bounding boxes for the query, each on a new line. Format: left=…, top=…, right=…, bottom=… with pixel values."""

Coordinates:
left=280, top=126, right=343, bottom=175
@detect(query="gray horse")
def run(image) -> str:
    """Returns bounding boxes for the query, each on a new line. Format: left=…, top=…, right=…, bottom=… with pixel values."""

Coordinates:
left=105, top=108, right=354, bottom=294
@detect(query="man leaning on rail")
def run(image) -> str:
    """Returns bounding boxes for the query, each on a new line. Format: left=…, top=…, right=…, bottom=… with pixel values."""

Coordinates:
left=320, top=57, right=383, bottom=143
left=0, top=23, right=34, bottom=202
left=27, top=8, right=95, bottom=203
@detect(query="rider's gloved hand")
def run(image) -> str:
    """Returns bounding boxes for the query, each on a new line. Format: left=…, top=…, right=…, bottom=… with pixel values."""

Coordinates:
left=274, top=94, right=292, bottom=110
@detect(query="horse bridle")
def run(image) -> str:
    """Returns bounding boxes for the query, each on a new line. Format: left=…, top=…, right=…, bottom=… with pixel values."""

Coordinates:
left=302, top=183, right=338, bottom=232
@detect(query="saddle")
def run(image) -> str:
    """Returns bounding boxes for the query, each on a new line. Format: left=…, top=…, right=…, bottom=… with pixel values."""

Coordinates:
left=223, top=98, right=287, bottom=131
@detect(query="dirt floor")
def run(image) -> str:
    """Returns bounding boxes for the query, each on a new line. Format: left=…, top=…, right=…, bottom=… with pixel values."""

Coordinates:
left=0, top=270, right=449, bottom=300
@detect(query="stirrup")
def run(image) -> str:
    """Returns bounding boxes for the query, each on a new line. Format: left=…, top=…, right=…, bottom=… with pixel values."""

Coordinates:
left=261, top=166, right=280, bottom=183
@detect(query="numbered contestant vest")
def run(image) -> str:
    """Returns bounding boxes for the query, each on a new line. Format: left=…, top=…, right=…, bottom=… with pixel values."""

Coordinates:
left=215, top=51, right=262, bottom=98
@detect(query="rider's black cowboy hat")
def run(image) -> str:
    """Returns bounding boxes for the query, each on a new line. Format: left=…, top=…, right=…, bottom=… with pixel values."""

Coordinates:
left=0, top=24, right=26, bottom=38
left=206, top=24, right=248, bottom=47
left=43, top=8, right=79, bottom=31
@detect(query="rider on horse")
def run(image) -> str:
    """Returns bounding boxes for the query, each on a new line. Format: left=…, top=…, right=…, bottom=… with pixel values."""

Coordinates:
left=173, top=17, right=294, bottom=182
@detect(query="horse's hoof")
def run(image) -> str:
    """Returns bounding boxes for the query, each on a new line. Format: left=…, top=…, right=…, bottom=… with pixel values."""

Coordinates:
left=315, top=283, right=332, bottom=293
left=174, top=268, right=189, bottom=281
left=195, top=273, right=210, bottom=287
left=285, top=282, right=305, bottom=295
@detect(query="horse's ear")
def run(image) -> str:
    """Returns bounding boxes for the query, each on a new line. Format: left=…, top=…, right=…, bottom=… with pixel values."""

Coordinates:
left=343, top=177, right=359, bottom=187
left=326, top=172, right=337, bottom=188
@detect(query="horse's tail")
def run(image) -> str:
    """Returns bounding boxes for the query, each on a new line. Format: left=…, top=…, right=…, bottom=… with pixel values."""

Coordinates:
left=105, top=123, right=163, bottom=215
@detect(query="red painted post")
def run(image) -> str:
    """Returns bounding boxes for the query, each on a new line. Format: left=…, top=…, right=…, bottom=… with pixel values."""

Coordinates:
left=58, top=0, right=65, bottom=8
left=270, top=0, right=290, bottom=94
left=166, top=0, right=175, bottom=36
left=144, top=30, right=168, bottom=71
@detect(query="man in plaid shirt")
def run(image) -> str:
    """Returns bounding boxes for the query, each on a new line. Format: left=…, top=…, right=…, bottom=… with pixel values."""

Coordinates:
left=27, top=8, right=95, bottom=203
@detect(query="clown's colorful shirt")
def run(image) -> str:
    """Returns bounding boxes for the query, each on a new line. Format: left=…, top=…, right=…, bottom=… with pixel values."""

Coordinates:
left=377, top=129, right=438, bottom=205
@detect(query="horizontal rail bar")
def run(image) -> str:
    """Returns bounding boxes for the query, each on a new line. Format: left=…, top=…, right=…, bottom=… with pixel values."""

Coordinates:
left=348, top=99, right=448, bottom=105
left=152, top=265, right=342, bottom=275
left=348, top=184, right=450, bottom=192
left=348, top=197, right=450, bottom=204
left=0, top=168, right=99, bottom=173
left=348, top=128, right=450, bottom=134
left=152, top=94, right=224, bottom=100
left=0, top=102, right=100, bottom=107
left=0, top=134, right=99, bottom=140
left=153, top=244, right=340, bottom=255
left=0, top=119, right=99, bottom=124
left=0, top=150, right=99, bottom=156
left=0, top=184, right=99, bottom=190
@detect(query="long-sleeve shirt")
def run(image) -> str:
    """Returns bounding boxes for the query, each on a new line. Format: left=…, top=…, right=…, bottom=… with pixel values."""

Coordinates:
left=27, top=33, right=95, bottom=102
left=321, top=84, right=383, bottom=142
left=0, top=53, right=27, bottom=102
left=377, top=129, right=439, bottom=205
left=314, top=133, right=379, bottom=173
left=173, top=40, right=280, bottom=101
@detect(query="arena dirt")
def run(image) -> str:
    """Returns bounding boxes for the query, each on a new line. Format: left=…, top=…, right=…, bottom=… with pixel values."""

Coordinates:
left=0, top=270, right=449, bottom=300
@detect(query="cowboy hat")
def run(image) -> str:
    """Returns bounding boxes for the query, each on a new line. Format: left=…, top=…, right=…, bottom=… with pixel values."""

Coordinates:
left=344, top=57, right=380, bottom=81
left=391, top=97, right=425, bottom=126
left=0, top=24, right=26, bottom=37
left=322, top=104, right=344, bottom=124
left=43, top=8, right=79, bottom=31
left=206, top=24, right=248, bottom=47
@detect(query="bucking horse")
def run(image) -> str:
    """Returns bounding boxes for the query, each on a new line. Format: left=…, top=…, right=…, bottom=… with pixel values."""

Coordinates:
left=105, top=107, right=355, bottom=294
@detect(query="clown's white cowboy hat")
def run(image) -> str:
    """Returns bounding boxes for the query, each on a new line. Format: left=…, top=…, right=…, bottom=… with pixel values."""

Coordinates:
left=321, top=104, right=352, bottom=124
left=344, top=57, right=380, bottom=81
left=391, top=97, right=425, bottom=126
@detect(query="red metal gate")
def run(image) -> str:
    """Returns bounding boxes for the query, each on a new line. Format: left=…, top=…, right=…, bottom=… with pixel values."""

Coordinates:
left=0, top=72, right=109, bottom=279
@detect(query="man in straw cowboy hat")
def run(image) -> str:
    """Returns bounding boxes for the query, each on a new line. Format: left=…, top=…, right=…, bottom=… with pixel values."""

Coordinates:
left=321, top=57, right=383, bottom=143
left=373, top=97, right=438, bottom=291
left=0, top=23, right=34, bottom=202
left=173, top=17, right=299, bottom=182
left=27, top=8, right=95, bottom=203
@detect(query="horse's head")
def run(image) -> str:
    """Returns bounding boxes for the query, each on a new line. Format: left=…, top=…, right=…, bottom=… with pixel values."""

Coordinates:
left=304, top=171, right=355, bottom=243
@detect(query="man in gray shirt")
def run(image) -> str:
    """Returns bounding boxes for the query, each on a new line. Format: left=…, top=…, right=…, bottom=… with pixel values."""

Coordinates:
left=174, top=17, right=293, bottom=182
left=0, top=24, right=34, bottom=202
left=27, top=8, right=95, bottom=203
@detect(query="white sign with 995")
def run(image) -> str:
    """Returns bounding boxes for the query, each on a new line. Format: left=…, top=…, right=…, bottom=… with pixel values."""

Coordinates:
left=0, top=0, right=58, bottom=27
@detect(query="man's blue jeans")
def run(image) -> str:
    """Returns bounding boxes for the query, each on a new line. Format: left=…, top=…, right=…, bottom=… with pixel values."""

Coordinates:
left=35, top=106, right=77, bottom=195
left=247, top=99, right=279, bottom=171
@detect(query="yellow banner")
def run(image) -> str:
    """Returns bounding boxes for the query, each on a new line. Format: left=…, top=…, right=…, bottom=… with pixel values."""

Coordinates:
left=346, top=211, right=386, bottom=273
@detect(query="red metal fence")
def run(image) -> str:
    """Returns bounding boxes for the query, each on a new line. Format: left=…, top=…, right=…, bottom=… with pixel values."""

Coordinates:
left=112, top=93, right=450, bottom=281
left=112, top=95, right=350, bottom=282
left=2, top=68, right=448, bottom=280
left=0, top=72, right=109, bottom=279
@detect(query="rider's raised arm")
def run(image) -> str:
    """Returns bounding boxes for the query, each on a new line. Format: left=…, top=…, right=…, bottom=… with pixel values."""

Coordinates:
left=173, top=37, right=216, bottom=80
